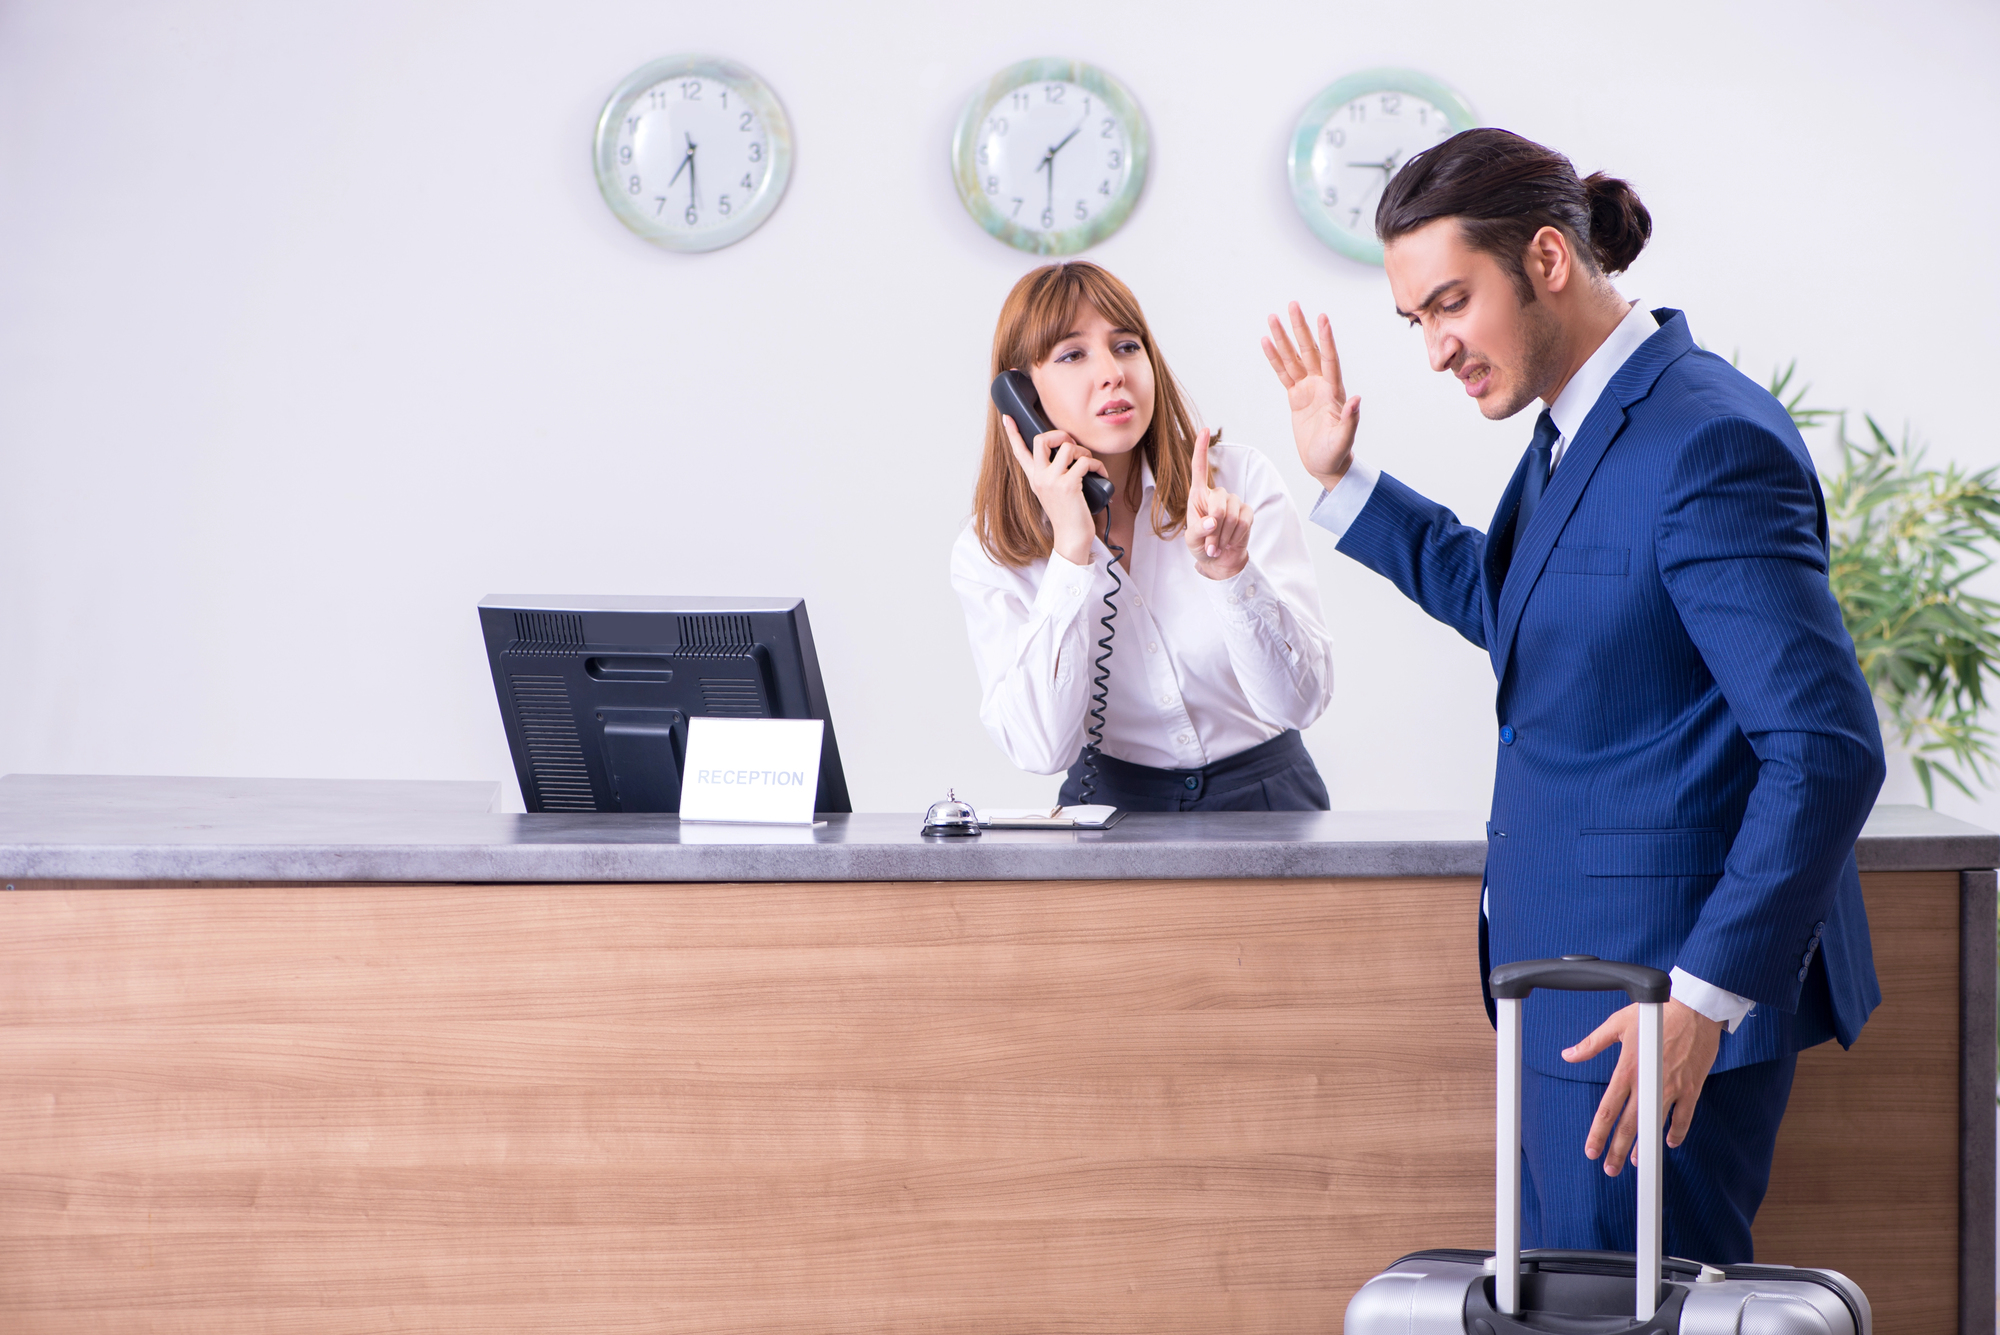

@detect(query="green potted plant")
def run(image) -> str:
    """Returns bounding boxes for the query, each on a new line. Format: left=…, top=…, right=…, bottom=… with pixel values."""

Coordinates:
left=1772, top=365, right=2000, bottom=805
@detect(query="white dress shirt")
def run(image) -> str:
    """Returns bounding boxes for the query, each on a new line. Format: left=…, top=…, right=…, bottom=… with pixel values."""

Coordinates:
left=1307, top=301, right=1754, bottom=1032
left=952, top=441, right=1336, bottom=776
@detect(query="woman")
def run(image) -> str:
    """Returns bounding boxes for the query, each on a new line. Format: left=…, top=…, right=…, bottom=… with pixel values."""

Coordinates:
left=950, top=261, right=1337, bottom=811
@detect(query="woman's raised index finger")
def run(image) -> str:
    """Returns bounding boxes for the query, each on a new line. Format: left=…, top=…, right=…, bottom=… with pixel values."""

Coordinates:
left=1189, top=429, right=1212, bottom=512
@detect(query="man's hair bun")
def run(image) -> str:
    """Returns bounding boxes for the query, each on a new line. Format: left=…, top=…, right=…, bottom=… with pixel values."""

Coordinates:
left=1581, top=172, right=1652, bottom=275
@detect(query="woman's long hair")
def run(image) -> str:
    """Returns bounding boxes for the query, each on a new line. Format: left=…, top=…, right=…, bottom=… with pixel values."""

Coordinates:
left=971, top=261, right=1208, bottom=567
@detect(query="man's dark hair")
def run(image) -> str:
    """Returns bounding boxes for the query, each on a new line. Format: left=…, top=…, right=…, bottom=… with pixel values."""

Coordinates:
left=1376, top=128, right=1652, bottom=301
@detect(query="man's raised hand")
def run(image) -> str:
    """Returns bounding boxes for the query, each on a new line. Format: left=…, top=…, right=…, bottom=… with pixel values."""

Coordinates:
left=1184, top=429, right=1253, bottom=581
left=1261, top=301, right=1360, bottom=492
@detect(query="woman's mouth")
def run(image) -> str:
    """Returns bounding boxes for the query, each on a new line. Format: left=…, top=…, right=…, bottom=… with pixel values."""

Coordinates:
left=1097, top=399, right=1135, bottom=422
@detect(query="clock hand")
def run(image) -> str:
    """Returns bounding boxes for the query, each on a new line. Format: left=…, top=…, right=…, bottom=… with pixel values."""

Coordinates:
left=1048, top=125, right=1081, bottom=156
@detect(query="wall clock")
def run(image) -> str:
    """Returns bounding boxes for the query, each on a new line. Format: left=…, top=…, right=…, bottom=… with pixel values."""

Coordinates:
left=951, top=58, right=1149, bottom=256
left=592, top=55, right=793, bottom=252
left=1287, top=69, right=1478, bottom=265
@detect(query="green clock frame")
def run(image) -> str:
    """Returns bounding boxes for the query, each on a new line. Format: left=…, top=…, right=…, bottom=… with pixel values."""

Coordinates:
left=1286, top=68, right=1478, bottom=266
left=592, top=54, right=795, bottom=254
left=951, top=57, right=1151, bottom=257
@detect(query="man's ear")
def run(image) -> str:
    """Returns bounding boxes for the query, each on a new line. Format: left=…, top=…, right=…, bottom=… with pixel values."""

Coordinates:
left=1524, top=225, right=1574, bottom=296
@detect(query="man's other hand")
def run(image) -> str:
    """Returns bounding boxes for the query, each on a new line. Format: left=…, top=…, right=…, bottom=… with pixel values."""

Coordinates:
left=1562, top=998, right=1724, bottom=1175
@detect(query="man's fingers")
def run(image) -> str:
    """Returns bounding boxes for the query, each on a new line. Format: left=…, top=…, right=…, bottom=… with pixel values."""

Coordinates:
left=1603, top=1095, right=1640, bottom=1177
left=1260, top=337, right=1296, bottom=388
left=1318, top=313, right=1346, bottom=400
left=1666, top=1083, right=1700, bottom=1149
left=1264, top=314, right=1306, bottom=382
left=1562, top=1010, right=1625, bottom=1064
left=1584, top=1075, right=1627, bottom=1161
left=1288, top=302, right=1321, bottom=370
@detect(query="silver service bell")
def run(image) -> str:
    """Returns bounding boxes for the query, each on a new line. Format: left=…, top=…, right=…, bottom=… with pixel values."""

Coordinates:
left=920, top=789, right=981, bottom=837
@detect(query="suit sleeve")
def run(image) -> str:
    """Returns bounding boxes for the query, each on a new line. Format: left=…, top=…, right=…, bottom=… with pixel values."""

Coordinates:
left=1656, top=415, right=1886, bottom=1009
left=1321, top=470, right=1488, bottom=648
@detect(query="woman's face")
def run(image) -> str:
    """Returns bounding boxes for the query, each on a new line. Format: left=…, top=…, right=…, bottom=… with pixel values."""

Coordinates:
left=1029, top=301, right=1156, bottom=458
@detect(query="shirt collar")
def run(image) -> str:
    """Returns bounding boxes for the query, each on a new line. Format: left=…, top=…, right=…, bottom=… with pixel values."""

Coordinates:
left=1546, top=299, right=1660, bottom=444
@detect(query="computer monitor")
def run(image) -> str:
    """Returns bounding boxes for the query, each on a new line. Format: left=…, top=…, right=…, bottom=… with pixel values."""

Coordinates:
left=478, top=595, right=851, bottom=814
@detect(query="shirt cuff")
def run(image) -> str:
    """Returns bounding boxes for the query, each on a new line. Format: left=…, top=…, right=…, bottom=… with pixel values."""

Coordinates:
left=1203, top=557, right=1276, bottom=629
left=1669, top=966, right=1754, bottom=1033
left=1305, top=462, right=1379, bottom=541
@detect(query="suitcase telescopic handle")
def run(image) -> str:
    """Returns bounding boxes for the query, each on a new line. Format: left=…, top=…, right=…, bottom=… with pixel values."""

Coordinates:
left=1487, top=956, right=1672, bottom=1324
left=1488, top=956, right=1670, bottom=1003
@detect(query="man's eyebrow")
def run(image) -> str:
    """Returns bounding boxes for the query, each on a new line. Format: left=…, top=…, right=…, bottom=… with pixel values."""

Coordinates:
left=1394, top=279, right=1465, bottom=320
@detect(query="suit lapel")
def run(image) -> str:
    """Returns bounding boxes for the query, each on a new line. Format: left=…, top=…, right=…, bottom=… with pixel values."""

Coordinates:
left=1489, top=310, right=1696, bottom=687
left=1480, top=453, right=1533, bottom=664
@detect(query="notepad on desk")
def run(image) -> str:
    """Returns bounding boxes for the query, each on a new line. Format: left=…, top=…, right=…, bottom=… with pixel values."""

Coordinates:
left=978, top=805, right=1123, bottom=829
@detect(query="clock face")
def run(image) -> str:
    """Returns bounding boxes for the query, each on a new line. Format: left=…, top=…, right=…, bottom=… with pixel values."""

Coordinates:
left=953, top=59, right=1149, bottom=256
left=593, top=56, right=793, bottom=253
left=1288, top=70, right=1478, bottom=264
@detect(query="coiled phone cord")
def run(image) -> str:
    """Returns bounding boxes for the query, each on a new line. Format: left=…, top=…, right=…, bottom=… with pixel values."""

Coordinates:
left=1077, top=538, right=1124, bottom=805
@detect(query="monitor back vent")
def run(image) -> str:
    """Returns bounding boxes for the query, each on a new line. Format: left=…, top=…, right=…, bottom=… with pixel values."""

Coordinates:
left=513, top=612, right=585, bottom=652
left=700, top=679, right=764, bottom=716
left=508, top=674, right=596, bottom=811
left=679, top=614, right=753, bottom=647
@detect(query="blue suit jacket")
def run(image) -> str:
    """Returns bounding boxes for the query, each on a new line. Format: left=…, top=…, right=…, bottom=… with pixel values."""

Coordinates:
left=1338, top=310, right=1885, bottom=1079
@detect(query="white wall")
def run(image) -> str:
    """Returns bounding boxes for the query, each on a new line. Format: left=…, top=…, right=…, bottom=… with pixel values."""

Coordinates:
left=3, top=0, right=1997, bottom=824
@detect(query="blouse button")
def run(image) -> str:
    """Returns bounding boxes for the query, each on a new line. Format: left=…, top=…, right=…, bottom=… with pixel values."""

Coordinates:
left=1148, top=642, right=1159, bottom=653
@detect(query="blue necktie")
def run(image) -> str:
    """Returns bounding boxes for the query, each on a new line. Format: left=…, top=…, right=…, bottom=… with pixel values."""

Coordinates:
left=1512, top=411, right=1559, bottom=542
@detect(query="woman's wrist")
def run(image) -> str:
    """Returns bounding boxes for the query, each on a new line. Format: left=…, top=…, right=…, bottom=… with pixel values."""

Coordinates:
left=1052, top=530, right=1095, bottom=566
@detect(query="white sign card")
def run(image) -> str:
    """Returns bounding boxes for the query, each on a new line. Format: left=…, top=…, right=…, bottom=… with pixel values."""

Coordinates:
left=678, top=717, right=825, bottom=826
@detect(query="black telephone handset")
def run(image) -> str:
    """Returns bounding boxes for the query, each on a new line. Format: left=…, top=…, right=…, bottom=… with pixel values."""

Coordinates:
left=991, top=370, right=1114, bottom=514
left=988, top=368, right=1120, bottom=803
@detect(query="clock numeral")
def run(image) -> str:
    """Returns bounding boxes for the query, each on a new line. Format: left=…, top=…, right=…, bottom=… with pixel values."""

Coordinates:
left=1098, top=179, right=1110, bottom=195
left=1347, top=103, right=1367, bottom=122
left=1101, top=117, right=1115, bottom=138
left=1322, top=186, right=1338, bottom=207
left=741, top=172, right=755, bottom=189
left=654, top=196, right=668, bottom=216
left=1325, top=127, right=1346, bottom=147
left=987, top=116, right=1008, bottom=137
left=1082, top=96, right=1091, bottom=115
left=1044, top=83, right=1064, bottom=103
left=680, top=79, right=702, bottom=100
left=626, top=115, right=641, bottom=134
left=648, top=89, right=668, bottom=109
left=619, top=146, right=631, bottom=164
left=1106, top=148, right=1121, bottom=169
left=1349, top=207, right=1362, bottom=226
left=686, top=205, right=698, bottom=225
left=628, top=175, right=642, bottom=195
left=719, top=194, right=732, bottom=216
left=1416, top=107, right=1427, bottom=125
left=748, top=142, right=763, bottom=162
left=1041, top=206, right=1054, bottom=228
left=1074, top=199, right=1088, bottom=221
left=986, top=175, right=1000, bottom=196
left=739, top=111, right=753, bottom=131
left=976, top=145, right=989, bottom=166
left=1380, top=93, right=1401, bottom=114
left=719, top=90, right=727, bottom=108
left=1011, top=197, right=1024, bottom=218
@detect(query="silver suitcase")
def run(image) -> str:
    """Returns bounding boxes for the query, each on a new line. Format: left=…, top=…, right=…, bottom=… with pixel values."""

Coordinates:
left=1344, top=956, right=1871, bottom=1334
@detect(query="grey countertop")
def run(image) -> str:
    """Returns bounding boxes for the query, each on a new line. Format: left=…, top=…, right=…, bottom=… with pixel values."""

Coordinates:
left=1, top=774, right=1994, bottom=884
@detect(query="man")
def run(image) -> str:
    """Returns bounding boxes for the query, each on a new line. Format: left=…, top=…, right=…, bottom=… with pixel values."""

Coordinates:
left=1263, top=128, right=1884, bottom=1263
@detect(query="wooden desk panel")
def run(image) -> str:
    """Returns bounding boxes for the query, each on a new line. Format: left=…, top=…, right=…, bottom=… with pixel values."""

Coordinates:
left=0, top=874, right=1960, bottom=1332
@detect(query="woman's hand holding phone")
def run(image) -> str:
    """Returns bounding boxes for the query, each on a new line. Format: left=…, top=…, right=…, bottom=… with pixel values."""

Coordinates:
left=1185, top=429, right=1253, bottom=581
left=1262, top=301, right=1361, bottom=492
left=1001, top=412, right=1110, bottom=568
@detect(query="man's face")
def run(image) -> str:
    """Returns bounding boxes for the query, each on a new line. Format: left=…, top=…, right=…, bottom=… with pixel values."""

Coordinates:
left=1384, top=218, right=1563, bottom=422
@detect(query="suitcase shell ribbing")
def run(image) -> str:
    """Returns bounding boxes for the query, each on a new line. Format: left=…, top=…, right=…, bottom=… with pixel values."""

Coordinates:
left=1342, top=957, right=1872, bottom=1334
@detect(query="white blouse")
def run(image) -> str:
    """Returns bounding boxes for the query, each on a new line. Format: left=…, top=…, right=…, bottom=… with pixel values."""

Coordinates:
left=950, top=441, right=1337, bottom=775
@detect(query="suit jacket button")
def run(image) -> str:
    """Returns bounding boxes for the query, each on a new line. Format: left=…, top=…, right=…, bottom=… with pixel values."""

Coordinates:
left=1813, top=921, right=1826, bottom=937
left=1797, top=966, right=1810, bottom=982
left=1499, top=726, right=1515, bottom=745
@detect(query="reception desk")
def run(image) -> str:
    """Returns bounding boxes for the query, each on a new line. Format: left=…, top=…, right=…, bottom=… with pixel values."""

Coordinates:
left=2, top=774, right=1994, bottom=1333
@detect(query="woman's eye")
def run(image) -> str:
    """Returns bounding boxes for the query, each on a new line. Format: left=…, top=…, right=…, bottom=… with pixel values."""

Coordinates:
left=1115, top=341, right=1142, bottom=355
left=1055, top=348, right=1082, bottom=363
